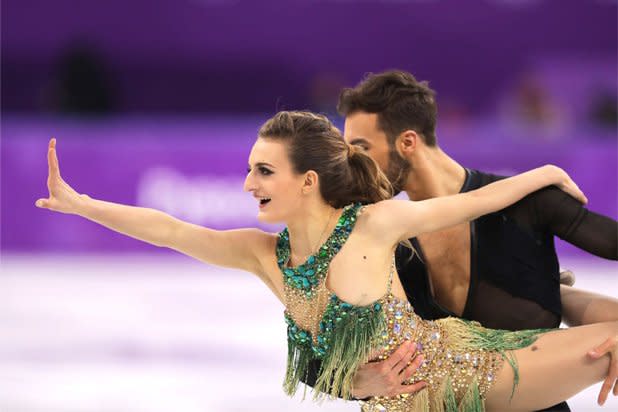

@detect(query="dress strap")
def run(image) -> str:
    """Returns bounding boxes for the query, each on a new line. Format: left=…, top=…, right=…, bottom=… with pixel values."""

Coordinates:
left=387, top=256, right=396, bottom=295
left=277, top=203, right=362, bottom=299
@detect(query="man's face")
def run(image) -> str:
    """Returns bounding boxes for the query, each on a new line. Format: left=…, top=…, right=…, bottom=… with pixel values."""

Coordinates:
left=343, top=112, right=410, bottom=195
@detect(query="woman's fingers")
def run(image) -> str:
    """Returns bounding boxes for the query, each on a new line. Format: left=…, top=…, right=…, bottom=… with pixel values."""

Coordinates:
left=554, top=166, right=588, bottom=205
left=563, top=180, right=588, bottom=205
left=35, top=198, right=49, bottom=209
left=35, top=197, right=60, bottom=210
left=39, top=138, right=60, bottom=210
left=48, top=137, right=61, bottom=180
left=569, top=183, right=587, bottom=205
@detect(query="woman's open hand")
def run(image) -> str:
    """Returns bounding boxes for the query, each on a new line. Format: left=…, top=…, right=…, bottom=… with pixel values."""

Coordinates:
left=35, top=138, right=86, bottom=214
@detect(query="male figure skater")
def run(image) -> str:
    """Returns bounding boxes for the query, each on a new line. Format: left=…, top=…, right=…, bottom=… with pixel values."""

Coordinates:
left=305, top=70, right=618, bottom=411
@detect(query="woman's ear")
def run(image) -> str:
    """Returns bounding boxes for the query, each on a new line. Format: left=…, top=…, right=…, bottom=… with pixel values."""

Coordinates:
left=302, top=170, right=319, bottom=195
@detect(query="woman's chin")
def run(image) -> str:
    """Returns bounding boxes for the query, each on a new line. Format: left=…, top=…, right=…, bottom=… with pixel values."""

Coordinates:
left=256, top=209, right=279, bottom=224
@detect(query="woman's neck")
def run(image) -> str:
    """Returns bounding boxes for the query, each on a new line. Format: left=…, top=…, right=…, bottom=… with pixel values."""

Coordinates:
left=286, top=202, right=342, bottom=265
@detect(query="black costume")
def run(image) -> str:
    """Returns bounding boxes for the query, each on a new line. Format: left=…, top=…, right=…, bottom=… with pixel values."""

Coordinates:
left=396, top=169, right=618, bottom=412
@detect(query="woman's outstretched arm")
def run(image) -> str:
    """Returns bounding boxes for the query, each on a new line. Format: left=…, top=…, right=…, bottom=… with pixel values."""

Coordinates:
left=35, top=138, right=274, bottom=278
left=368, top=165, right=587, bottom=243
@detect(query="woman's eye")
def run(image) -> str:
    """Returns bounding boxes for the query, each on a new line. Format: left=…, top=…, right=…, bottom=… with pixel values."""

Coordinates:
left=259, top=167, right=273, bottom=175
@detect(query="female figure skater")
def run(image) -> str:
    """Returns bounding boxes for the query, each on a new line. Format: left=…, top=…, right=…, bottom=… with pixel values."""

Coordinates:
left=36, top=111, right=617, bottom=411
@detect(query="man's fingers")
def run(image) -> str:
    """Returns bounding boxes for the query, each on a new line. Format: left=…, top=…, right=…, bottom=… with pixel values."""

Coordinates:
left=598, top=357, right=616, bottom=406
left=598, top=376, right=613, bottom=405
left=391, top=342, right=416, bottom=373
left=588, top=337, right=615, bottom=358
left=367, top=349, right=382, bottom=362
left=399, top=354, right=423, bottom=383
left=393, top=381, right=427, bottom=397
left=608, top=360, right=618, bottom=397
left=383, top=341, right=413, bottom=371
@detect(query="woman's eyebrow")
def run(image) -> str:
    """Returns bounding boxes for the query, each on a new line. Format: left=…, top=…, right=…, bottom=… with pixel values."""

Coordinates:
left=248, top=161, right=276, bottom=169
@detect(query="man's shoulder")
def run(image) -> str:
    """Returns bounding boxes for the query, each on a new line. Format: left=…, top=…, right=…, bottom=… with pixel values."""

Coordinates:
left=469, top=169, right=506, bottom=188
left=472, top=168, right=564, bottom=205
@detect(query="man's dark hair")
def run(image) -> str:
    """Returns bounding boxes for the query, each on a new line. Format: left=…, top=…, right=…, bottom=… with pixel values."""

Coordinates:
left=337, top=70, right=438, bottom=146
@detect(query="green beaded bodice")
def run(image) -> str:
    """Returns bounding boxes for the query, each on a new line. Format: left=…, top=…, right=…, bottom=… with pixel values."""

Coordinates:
left=276, top=203, right=360, bottom=299
left=277, top=203, right=386, bottom=400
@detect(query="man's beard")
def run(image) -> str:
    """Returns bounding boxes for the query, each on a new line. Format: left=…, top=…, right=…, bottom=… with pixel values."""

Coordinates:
left=385, top=149, right=411, bottom=196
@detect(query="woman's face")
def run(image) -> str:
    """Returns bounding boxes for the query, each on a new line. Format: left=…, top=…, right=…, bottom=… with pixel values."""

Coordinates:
left=244, top=137, right=306, bottom=223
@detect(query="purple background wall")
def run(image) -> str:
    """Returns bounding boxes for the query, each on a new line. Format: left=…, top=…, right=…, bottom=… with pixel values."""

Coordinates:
left=3, top=116, right=616, bottom=256
left=2, top=0, right=617, bottom=113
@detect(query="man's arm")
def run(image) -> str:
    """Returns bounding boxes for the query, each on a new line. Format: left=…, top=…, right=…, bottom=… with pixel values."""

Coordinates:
left=534, top=187, right=617, bottom=259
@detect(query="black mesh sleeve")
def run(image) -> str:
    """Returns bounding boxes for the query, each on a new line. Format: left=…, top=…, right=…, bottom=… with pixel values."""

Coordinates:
left=532, top=186, right=617, bottom=260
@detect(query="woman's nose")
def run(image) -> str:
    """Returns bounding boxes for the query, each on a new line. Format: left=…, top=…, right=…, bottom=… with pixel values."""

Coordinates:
left=243, top=172, right=254, bottom=193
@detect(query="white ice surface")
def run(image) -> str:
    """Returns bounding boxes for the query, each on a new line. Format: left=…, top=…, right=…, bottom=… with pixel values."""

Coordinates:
left=0, top=254, right=616, bottom=412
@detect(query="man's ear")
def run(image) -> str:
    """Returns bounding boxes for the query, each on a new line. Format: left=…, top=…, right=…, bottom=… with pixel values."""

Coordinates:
left=397, top=130, right=419, bottom=157
left=302, top=170, right=319, bottom=195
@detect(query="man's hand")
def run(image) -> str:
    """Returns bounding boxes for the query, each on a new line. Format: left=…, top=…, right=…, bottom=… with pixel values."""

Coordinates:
left=588, top=336, right=618, bottom=406
left=351, top=341, right=427, bottom=399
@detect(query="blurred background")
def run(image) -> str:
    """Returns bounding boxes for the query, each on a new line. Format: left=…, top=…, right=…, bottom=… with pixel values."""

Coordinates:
left=1, top=0, right=617, bottom=411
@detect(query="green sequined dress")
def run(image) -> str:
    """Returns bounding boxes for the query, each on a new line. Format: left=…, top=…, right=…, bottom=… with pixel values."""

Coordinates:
left=278, top=203, right=549, bottom=412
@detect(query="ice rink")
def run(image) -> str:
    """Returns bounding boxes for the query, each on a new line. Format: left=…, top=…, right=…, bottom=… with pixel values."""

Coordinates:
left=1, top=254, right=616, bottom=412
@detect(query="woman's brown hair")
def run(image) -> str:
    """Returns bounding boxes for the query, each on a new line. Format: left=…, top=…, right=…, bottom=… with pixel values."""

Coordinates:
left=258, top=111, right=393, bottom=208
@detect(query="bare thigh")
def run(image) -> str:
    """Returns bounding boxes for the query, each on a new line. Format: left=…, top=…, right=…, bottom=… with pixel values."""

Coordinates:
left=484, top=321, right=618, bottom=412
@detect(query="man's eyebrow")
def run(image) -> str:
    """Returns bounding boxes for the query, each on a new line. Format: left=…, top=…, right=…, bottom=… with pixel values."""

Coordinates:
left=349, top=137, right=370, bottom=146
